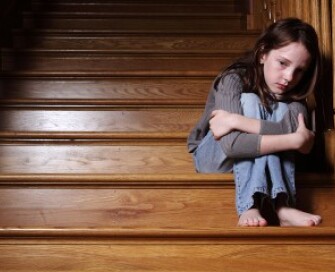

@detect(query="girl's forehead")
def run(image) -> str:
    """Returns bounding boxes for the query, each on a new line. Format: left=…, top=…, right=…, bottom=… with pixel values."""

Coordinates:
left=270, top=42, right=311, bottom=67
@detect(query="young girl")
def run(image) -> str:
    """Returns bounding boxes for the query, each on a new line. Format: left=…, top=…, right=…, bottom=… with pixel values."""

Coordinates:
left=187, top=18, right=322, bottom=227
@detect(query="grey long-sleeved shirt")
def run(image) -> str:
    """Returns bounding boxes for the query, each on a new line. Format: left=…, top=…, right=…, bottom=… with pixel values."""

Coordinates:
left=187, top=71, right=308, bottom=158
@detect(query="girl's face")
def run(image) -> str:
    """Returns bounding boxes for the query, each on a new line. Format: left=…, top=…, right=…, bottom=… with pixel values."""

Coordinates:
left=260, top=42, right=311, bottom=98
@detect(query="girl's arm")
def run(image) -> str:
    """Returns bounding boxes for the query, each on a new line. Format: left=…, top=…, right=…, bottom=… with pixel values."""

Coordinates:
left=212, top=73, right=310, bottom=158
left=210, top=110, right=314, bottom=155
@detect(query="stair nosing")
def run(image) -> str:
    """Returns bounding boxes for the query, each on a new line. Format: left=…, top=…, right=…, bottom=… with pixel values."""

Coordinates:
left=1, top=227, right=335, bottom=243
left=0, top=173, right=333, bottom=187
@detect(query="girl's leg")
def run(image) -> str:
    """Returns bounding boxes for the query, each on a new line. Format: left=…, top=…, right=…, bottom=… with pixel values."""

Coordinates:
left=234, top=93, right=270, bottom=226
left=264, top=101, right=322, bottom=226
left=192, top=130, right=233, bottom=173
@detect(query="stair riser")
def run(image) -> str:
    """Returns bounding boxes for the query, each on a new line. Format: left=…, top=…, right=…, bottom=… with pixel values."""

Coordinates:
left=0, top=187, right=236, bottom=228
left=0, top=109, right=202, bottom=134
left=23, top=16, right=246, bottom=31
left=31, top=2, right=242, bottom=13
left=0, top=144, right=195, bottom=174
left=2, top=55, right=234, bottom=74
left=13, top=34, right=257, bottom=51
left=1, top=243, right=334, bottom=272
left=0, top=187, right=333, bottom=228
left=0, top=78, right=211, bottom=102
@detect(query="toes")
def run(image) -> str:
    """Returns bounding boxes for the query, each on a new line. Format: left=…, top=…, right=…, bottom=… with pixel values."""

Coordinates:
left=258, top=218, right=268, bottom=227
left=312, top=216, right=322, bottom=226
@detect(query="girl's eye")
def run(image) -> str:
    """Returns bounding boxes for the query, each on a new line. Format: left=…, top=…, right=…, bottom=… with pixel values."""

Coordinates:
left=278, top=60, right=287, bottom=66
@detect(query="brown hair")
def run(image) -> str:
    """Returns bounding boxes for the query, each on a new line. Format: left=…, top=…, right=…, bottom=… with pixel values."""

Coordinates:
left=226, top=18, right=320, bottom=110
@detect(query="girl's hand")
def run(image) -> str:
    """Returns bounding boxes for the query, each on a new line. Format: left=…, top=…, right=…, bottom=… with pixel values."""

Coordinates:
left=295, top=113, right=315, bottom=154
left=209, top=110, right=235, bottom=140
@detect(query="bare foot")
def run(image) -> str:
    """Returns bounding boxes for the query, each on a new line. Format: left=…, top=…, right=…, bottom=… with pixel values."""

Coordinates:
left=238, top=208, right=268, bottom=227
left=277, top=206, right=322, bottom=226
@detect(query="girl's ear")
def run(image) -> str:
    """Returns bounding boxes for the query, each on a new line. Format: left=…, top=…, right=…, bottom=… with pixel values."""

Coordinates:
left=258, top=46, right=266, bottom=64
left=259, top=54, right=265, bottom=64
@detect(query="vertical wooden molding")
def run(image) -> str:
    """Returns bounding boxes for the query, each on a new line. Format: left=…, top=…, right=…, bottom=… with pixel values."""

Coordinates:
left=333, top=0, right=335, bottom=122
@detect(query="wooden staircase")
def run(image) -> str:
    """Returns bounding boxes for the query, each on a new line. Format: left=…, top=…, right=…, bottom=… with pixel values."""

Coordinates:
left=0, top=0, right=335, bottom=271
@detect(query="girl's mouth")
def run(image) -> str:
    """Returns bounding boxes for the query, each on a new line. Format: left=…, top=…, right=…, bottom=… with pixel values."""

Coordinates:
left=276, top=83, right=287, bottom=91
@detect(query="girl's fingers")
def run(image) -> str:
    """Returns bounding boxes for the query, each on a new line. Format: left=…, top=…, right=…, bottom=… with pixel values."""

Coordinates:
left=210, top=110, right=218, bottom=118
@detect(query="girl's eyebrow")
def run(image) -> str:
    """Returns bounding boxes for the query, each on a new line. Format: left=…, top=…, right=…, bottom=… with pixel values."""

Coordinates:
left=278, top=55, right=309, bottom=70
left=277, top=55, right=291, bottom=63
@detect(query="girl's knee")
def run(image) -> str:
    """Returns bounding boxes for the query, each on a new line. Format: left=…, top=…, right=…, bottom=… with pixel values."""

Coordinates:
left=240, top=93, right=263, bottom=118
left=241, top=93, right=261, bottom=107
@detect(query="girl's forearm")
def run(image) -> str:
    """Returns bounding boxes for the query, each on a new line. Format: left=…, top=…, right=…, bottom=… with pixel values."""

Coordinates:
left=230, top=114, right=261, bottom=134
left=210, top=111, right=261, bottom=139
left=230, top=112, right=314, bottom=155
left=229, top=114, right=299, bottom=154
left=260, top=113, right=315, bottom=155
left=259, top=133, right=299, bottom=155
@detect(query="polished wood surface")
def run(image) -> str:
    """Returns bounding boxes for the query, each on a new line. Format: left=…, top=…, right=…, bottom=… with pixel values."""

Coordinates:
left=0, top=77, right=211, bottom=103
left=22, top=12, right=246, bottom=31
left=13, top=32, right=259, bottom=51
left=1, top=1, right=334, bottom=270
left=31, top=0, right=242, bottom=13
left=2, top=50, right=237, bottom=73
left=1, top=229, right=335, bottom=271
left=0, top=108, right=202, bottom=133
left=0, top=143, right=194, bottom=174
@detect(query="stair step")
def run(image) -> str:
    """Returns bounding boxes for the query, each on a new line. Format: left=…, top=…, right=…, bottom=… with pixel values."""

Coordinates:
left=0, top=173, right=334, bottom=228
left=0, top=77, right=211, bottom=104
left=31, top=0, right=244, bottom=14
left=0, top=108, right=202, bottom=139
left=1, top=228, right=335, bottom=272
left=0, top=185, right=333, bottom=228
left=0, top=143, right=194, bottom=174
left=2, top=50, right=237, bottom=74
left=22, top=12, right=247, bottom=31
left=13, top=32, right=259, bottom=51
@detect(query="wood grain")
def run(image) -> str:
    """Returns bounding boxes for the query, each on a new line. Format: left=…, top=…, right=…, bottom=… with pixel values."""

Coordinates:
left=23, top=12, right=246, bottom=31
left=13, top=32, right=258, bottom=51
left=2, top=51, right=237, bottom=73
left=31, top=0, right=242, bottom=14
left=0, top=187, right=236, bottom=228
left=0, top=243, right=335, bottom=271
left=0, top=108, right=202, bottom=133
left=0, top=144, right=195, bottom=174
left=0, top=186, right=333, bottom=228
left=0, top=77, right=211, bottom=103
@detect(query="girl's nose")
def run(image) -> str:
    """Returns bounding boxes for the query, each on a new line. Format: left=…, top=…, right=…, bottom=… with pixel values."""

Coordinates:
left=284, top=70, right=294, bottom=83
